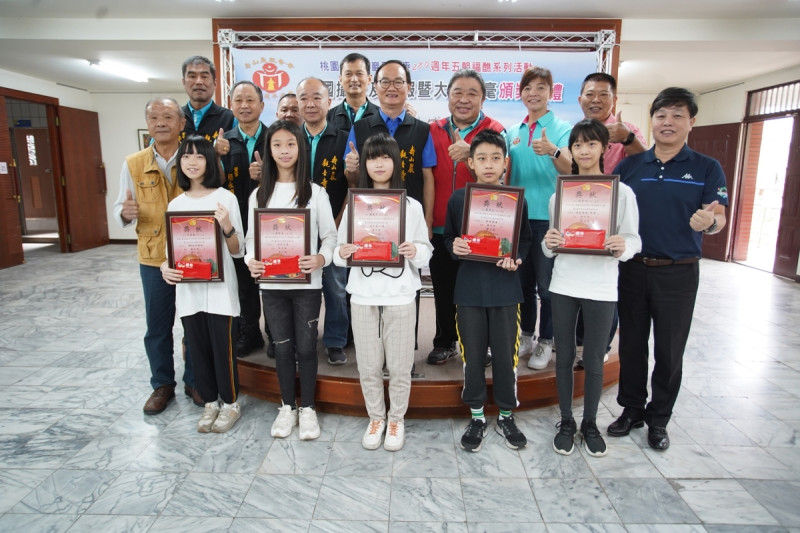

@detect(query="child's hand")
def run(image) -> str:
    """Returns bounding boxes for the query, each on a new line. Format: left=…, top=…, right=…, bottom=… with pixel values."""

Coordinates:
left=160, top=261, right=183, bottom=285
left=544, top=228, right=564, bottom=250
left=247, top=258, right=265, bottom=278
left=215, top=203, right=232, bottom=235
left=398, top=241, right=416, bottom=259
left=299, top=254, right=324, bottom=274
left=496, top=257, right=522, bottom=271
left=604, top=234, right=626, bottom=258
left=452, top=237, right=471, bottom=256
left=338, top=243, right=358, bottom=259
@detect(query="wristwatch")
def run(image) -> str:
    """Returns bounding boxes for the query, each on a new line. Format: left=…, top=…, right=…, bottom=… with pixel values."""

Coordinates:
left=552, top=148, right=561, bottom=159
left=622, top=131, right=636, bottom=146
left=223, top=227, right=236, bottom=238
left=703, top=219, right=718, bottom=234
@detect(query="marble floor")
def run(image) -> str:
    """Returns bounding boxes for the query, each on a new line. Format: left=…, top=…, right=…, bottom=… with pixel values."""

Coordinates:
left=1, top=244, right=799, bottom=533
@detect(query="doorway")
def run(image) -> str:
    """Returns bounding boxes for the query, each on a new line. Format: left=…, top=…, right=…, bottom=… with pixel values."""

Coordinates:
left=733, top=116, right=794, bottom=272
left=6, top=98, right=59, bottom=244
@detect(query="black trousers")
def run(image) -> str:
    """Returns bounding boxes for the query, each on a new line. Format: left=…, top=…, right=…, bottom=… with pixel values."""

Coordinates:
left=429, top=233, right=459, bottom=349
left=617, top=260, right=699, bottom=427
left=456, top=304, right=520, bottom=411
left=181, top=312, right=239, bottom=404
left=234, top=257, right=269, bottom=340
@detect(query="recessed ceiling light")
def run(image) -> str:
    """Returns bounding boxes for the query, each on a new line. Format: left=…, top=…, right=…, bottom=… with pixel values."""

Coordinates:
left=88, top=60, right=149, bottom=83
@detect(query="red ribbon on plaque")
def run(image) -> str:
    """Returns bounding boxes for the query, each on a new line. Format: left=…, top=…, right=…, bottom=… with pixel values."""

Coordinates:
left=563, top=229, right=606, bottom=249
left=463, top=234, right=502, bottom=256
left=176, top=260, right=212, bottom=280
left=263, top=256, right=300, bottom=276
left=353, top=241, right=393, bottom=261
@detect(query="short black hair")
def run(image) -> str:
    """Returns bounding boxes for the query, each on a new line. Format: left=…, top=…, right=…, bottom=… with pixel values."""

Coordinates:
left=469, top=130, right=507, bottom=158
left=231, top=80, right=263, bottom=102
left=181, top=56, right=216, bottom=81
left=277, top=92, right=297, bottom=105
left=375, top=60, right=411, bottom=84
left=448, top=69, right=486, bottom=99
left=580, top=72, right=617, bottom=95
left=176, top=135, right=221, bottom=191
left=650, top=87, right=699, bottom=118
left=358, top=133, right=404, bottom=189
left=340, top=53, right=371, bottom=74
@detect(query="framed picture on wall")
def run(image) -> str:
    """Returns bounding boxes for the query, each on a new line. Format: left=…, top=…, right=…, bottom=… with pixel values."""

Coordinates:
left=138, top=129, right=152, bottom=150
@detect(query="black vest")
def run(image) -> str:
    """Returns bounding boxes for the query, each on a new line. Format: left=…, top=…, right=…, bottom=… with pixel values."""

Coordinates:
left=306, top=124, right=349, bottom=218
left=182, top=102, right=235, bottom=142
left=221, top=123, right=266, bottom=234
left=327, top=100, right=380, bottom=134
left=353, top=112, right=430, bottom=205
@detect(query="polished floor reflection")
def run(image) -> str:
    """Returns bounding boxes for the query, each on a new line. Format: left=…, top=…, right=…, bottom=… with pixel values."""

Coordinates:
left=0, top=244, right=799, bottom=532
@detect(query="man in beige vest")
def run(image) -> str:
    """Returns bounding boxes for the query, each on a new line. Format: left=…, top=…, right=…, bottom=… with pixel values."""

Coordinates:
left=112, top=97, right=200, bottom=414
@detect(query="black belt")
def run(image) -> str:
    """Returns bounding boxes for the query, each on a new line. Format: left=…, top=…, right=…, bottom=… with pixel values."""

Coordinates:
left=632, top=256, right=699, bottom=267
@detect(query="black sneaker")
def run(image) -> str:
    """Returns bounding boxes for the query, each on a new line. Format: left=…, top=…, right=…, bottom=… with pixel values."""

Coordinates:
left=327, top=347, right=347, bottom=365
left=580, top=419, right=607, bottom=457
left=236, top=333, right=265, bottom=357
left=427, top=345, right=457, bottom=365
left=495, top=414, right=527, bottom=449
left=266, top=341, right=276, bottom=359
left=553, top=417, right=577, bottom=455
left=460, top=418, right=487, bottom=452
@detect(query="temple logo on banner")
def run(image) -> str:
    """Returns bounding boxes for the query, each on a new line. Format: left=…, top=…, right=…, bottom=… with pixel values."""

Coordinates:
left=248, top=58, right=293, bottom=94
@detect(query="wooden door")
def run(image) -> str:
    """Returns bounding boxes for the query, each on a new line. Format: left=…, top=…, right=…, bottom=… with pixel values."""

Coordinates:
left=0, top=95, right=24, bottom=268
left=773, top=115, right=800, bottom=281
left=13, top=128, right=57, bottom=223
left=688, top=122, right=741, bottom=262
left=56, top=106, right=109, bottom=252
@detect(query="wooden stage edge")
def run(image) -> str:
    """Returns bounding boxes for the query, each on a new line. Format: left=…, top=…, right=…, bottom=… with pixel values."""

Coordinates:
left=239, top=353, right=620, bottom=419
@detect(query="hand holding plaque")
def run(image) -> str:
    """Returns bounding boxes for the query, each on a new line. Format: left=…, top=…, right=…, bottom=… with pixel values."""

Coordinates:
left=165, top=211, right=224, bottom=283
left=254, top=208, right=311, bottom=284
left=460, top=183, right=525, bottom=263
left=346, top=189, right=406, bottom=268
left=553, top=175, right=619, bottom=255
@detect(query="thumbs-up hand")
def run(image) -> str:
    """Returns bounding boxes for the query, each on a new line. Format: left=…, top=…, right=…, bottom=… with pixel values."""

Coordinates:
left=690, top=200, right=719, bottom=232
left=448, top=129, right=470, bottom=163
left=531, top=127, right=556, bottom=156
left=345, top=141, right=360, bottom=175
left=249, top=150, right=263, bottom=182
left=607, top=110, right=631, bottom=144
left=214, top=128, right=230, bottom=156
left=121, top=189, right=139, bottom=223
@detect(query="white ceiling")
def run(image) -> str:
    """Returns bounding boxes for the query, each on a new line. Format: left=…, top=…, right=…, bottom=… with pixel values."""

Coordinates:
left=0, top=0, right=799, bottom=96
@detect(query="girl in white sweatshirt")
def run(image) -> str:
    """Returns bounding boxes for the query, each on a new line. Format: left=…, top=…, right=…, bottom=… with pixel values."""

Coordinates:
left=334, top=133, right=433, bottom=452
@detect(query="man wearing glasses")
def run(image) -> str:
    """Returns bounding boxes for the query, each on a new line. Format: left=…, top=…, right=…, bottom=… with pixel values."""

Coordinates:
left=344, top=59, right=437, bottom=237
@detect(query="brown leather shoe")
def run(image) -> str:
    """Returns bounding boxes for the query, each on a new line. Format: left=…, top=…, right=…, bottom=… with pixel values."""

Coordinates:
left=143, top=385, right=175, bottom=415
left=184, top=385, right=203, bottom=407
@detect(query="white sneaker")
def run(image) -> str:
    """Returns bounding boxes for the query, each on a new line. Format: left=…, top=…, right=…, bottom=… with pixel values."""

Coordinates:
left=519, top=334, right=535, bottom=356
left=384, top=420, right=405, bottom=451
left=362, top=419, right=386, bottom=450
left=197, top=401, right=220, bottom=433
left=211, top=401, right=241, bottom=433
left=298, top=406, right=321, bottom=440
left=603, top=352, right=609, bottom=363
left=270, top=403, right=298, bottom=438
left=527, top=339, right=553, bottom=370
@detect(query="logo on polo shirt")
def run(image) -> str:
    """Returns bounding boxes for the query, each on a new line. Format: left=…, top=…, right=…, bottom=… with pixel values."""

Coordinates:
left=717, top=186, right=728, bottom=200
left=680, top=173, right=694, bottom=180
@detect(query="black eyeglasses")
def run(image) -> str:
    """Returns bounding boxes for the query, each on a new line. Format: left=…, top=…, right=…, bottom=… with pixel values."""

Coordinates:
left=377, top=79, right=407, bottom=89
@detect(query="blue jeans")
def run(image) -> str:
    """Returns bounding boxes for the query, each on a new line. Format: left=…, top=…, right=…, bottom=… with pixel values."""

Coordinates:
left=261, top=289, right=321, bottom=408
left=139, top=264, right=194, bottom=390
left=518, top=219, right=554, bottom=340
left=321, top=263, right=350, bottom=349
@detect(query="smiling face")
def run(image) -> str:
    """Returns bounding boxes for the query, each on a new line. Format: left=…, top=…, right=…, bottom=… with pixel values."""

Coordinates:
left=231, top=83, right=264, bottom=127
left=468, top=142, right=508, bottom=185
left=520, top=77, right=553, bottom=118
left=569, top=135, right=606, bottom=174
left=374, top=63, right=409, bottom=113
left=448, top=76, right=485, bottom=129
left=145, top=99, right=185, bottom=146
left=365, top=153, right=395, bottom=189
left=339, top=59, right=372, bottom=102
left=579, top=80, right=616, bottom=121
left=269, top=128, right=299, bottom=175
left=182, top=62, right=216, bottom=109
left=180, top=146, right=207, bottom=183
left=651, top=104, right=695, bottom=150
left=297, top=78, right=331, bottom=129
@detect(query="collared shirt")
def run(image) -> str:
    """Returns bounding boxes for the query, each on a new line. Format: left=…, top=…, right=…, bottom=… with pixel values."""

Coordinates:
left=450, top=111, right=484, bottom=139
left=614, top=145, right=728, bottom=260
left=304, top=123, right=324, bottom=171
left=522, top=115, right=538, bottom=146
left=239, top=123, right=264, bottom=162
left=187, top=100, right=213, bottom=129
left=343, top=101, right=369, bottom=126
left=344, top=109, right=437, bottom=168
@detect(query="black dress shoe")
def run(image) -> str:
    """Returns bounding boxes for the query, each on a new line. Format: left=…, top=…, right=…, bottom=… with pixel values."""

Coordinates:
left=236, top=334, right=265, bottom=356
left=607, top=411, right=644, bottom=437
left=647, top=426, right=670, bottom=450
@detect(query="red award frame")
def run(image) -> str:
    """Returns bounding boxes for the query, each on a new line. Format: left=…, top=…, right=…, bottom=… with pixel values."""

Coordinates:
left=461, top=183, right=525, bottom=263
left=165, top=211, right=224, bottom=283
left=254, top=208, right=312, bottom=284
left=553, top=175, right=619, bottom=255
left=346, top=189, right=406, bottom=268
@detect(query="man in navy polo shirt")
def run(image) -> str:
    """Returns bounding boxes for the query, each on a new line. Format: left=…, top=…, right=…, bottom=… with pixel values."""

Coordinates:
left=608, top=87, right=728, bottom=451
